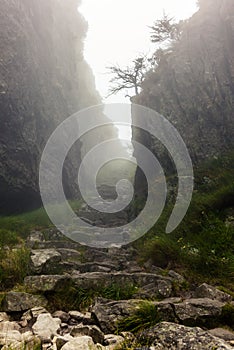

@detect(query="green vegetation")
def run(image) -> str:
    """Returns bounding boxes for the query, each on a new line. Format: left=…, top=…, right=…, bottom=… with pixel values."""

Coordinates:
left=0, top=245, right=30, bottom=290
left=118, top=301, right=160, bottom=333
left=5, top=341, right=41, bottom=350
left=45, top=282, right=138, bottom=312
left=136, top=152, right=234, bottom=289
left=220, top=304, right=234, bottom=330
left=0, top=200, right=82, bottom=238
left=0, top=228, right=30, bottom=290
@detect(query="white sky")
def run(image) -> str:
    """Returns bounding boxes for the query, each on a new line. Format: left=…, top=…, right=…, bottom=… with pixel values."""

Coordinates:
left=79, top=0, right=197, bottom=139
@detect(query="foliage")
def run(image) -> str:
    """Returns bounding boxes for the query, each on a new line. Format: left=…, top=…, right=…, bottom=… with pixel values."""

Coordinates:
left=107, top=12, right=183, bottom=98
left=5, top=342, right=41, bottom=350
left=220, top=304, right=234, bottom=330
left=46, top=282, right=138, bottom=312
left=46, top=283, right=96, bottom=312
left=101, top=283, right=138, bottom=301
left=136, top=152, right=234, bottom=288
left=0, top=246, right=30, bottom=290
left=107, top=56, right=150, bottom=97
left=0, top=229, right=20, bottom=247
left=150, top=12, right=183, bottom=44
left=118, top=301, right=161, bottom=333
left=0, top=199, right=81, bottom=238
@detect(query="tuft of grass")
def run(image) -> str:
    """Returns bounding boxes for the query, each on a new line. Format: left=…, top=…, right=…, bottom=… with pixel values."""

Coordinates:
left=117, top=301, right=161, bottom=333
left=0, top=246, right=31, bottom=290
left=45, top=282, right=138, bottom=312
left=45, top=283, right=96, bottom=312
left=101, top=283, right=138, bottom=301
left=220, top=304, right=234, bottom=330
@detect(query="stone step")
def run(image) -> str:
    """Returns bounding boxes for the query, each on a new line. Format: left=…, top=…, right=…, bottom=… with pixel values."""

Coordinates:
left=24, top=272, right=174, bottom=299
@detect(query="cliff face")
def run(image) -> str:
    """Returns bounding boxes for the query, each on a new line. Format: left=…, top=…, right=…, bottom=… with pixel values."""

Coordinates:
left=0, top=0, right=101, bottom=213
left=133, top=0, right=234, bottom=165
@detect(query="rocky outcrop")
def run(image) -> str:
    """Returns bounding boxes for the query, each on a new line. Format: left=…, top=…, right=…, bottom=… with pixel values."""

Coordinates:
left=0, top=0, right=89, bottom=212
left=137, top=322, right=233, bottom=349
left=0, top=230, right=233, bottom=349
left=0, top=0, right=122, bottom=214
left=2, top=292, right=47, bottom=312
left=132, top=0, right=234, bottom=189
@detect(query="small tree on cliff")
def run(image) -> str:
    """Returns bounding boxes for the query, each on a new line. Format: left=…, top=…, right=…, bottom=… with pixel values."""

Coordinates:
left=150, top=12, right=183, bottom=45
left=107, top=56, right=149, bottom=98
left=107, top=14, right=182, bottom=98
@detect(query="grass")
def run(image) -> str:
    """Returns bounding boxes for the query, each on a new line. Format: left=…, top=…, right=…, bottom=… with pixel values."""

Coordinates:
left=0, top=246, right=31, bottom=290
left=5, top=341, right=41, bottom=350
left=0, top=199, right=82, bottom=238
left=135, top=151, right=234, bottom=288
left=45, top=281, right=138, bottom=312
left=220, top=304, right=234, bottom=330
left=117, top=301, right=161, bottom=333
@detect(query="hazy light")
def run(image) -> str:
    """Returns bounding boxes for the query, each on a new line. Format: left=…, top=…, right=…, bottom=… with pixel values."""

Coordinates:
left=79, top=0, right=198, bottom=138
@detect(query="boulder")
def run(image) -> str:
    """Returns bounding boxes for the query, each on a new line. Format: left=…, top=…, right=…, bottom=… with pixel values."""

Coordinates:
left=134, top=281, right=172, bottom=299
left=168, top=270, right=185, bottom=283
left=0, top=321, right=20, bottom=332
left=0, top=312, right=9, bottom=322
left=54, top=334, right=74, bottom=349
left=32, top=313, right=61, bottom=341
left=2, top=292, right=47, bottom=312
left=173, top=298, right=224, bottom=324
left=30, top=249, right=62, bottom=274
left=70, top=325, right=104, bottom=344
left=91, top=299, right=140, bottom=333
left=53, top=311, right=70, bottom=323
left=69, top=311, right=93, bottom=325
left=208, top=328, right=234, bottom=342
left=60, top=336, right=98, bottom=350
left=21, top=307, right=48, bottom=326
left=104, top=334, right=125, bottom=348
left=0, top=330, right=22, bottom=346
left=138, top=322, right=233, bottom=349
left=26, top=231, right=45, bottom=248
left=73, top=272, right=173, bottom=298
left=24, top=275, right=71, bottom=292
left=195, top=284, right=232, bottom=303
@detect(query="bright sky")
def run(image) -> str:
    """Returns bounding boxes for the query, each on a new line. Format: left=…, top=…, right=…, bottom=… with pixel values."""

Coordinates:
left=79, top=0, right=198, bottom=105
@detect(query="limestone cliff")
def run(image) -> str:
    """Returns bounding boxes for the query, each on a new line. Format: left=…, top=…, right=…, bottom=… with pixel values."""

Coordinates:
left=0, top=0, right=103, bottom=212
left=133, top=0, right=234, bottom=165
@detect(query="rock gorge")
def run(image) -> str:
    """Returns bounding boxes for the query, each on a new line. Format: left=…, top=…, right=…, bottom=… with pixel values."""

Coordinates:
left=0, top=0, right=120, bottom=214
left=132, top=0, right=234, bottom=161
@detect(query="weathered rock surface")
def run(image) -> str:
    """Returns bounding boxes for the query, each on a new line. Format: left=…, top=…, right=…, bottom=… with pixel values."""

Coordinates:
left=70, top=325, right=104, bottom=344
left=0, top=330, right=22, bottom=346
left=208, top=328, right=234, bottom=342
left=60, top=336, right=98, bottom=350
left=194, top=283, right=233, bottom=303
left=92, top=299, right=140, bottom=333
left=32, top=313, right=61, bottom=341
left=2, top=292, right=47, bottom=312
left=24, top=275, right=71, bottom=292
left=0, top=230, right=233, bottom=349
left=173, top=298, right=225, bottom=324
left=138, top=322, right=233, bottom=349
left=30, top=249, right=62, bottom=274
left=0, top=0, right=98, bottom=213
left=133, top=0, right=234, bottom=174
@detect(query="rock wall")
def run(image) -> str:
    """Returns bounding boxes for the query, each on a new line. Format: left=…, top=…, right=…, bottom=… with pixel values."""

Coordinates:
left=0, top=0, right=111, bottom=213
left=133, top=0, right=234, bottom=165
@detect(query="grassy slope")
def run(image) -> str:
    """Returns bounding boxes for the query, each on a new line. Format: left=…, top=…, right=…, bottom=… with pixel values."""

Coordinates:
left=135, top=151, right=234, bottom=289
left=0, top=152, right=233, bottom=291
